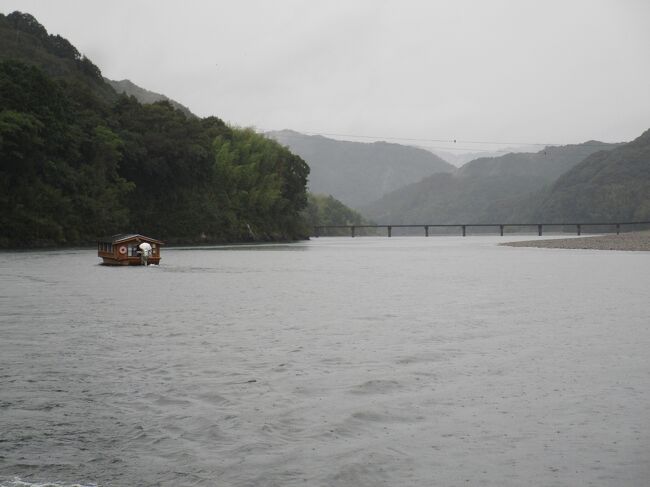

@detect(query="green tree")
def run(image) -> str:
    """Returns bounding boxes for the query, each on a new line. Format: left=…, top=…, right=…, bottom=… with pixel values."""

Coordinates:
left=0, top=12, right=312, bottom=247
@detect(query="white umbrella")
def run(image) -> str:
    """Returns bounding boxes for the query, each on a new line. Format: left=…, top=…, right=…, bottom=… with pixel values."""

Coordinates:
left=138, top=242, right=152, bottom=256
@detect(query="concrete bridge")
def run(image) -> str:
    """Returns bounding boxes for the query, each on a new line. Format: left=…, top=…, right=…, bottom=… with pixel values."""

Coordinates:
left=313, top=221, right=650, bottom=238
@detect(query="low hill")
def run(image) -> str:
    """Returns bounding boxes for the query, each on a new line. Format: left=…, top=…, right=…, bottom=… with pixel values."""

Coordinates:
left=267, top=130, right=455, bottom=209
left=302, top=193, right=375, bottom=236
left=362, top=141, right=619, bottom=224
left=105, top=78, right=195, bottom=118
left=518, top=129, right=650, bottom=223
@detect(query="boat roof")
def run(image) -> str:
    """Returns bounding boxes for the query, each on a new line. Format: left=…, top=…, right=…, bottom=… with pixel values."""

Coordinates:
left=97, top=233, right=164, bottom=245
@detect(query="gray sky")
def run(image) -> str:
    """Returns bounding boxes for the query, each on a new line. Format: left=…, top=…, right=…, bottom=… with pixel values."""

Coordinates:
left=1, top=0, right=649, bottom=152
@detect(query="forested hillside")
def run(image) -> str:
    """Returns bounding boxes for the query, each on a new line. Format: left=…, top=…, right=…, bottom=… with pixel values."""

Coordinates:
left=105, top=78, right=195, bottom=118
left=0, top=12, right=310, bottom=247
left=267, top=129, right=455, bottom=209
left=0, top=11, right=115, bottom=102
left=517, top=129, right=650, bottom=222
left=362, top=141, right=618, bottom=224
left=302, top=193, right=374, bottom=235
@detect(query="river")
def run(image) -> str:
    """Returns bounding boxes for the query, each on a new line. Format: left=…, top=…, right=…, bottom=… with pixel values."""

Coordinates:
left=1, top=237, right=649, bottom=486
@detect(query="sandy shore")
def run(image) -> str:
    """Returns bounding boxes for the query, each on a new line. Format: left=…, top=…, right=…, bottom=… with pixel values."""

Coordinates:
left=502, top=230, right=650, bottom=251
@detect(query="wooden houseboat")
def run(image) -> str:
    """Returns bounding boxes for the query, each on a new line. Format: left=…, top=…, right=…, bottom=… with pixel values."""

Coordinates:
left=97, top=234, right=163, bottom=266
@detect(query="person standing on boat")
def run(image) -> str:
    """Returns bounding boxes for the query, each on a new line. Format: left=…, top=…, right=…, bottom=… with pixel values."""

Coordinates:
left=138, top=242, right=152, bottom=266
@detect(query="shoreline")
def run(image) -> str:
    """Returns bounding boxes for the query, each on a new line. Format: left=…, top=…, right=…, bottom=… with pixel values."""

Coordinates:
left=0, top=236, right=311, bottom=252
left=502, top=230, right=650, bottom=251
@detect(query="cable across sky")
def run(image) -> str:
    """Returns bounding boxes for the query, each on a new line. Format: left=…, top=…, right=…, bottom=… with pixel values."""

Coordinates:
left=262, top=128, right=619, bottom=153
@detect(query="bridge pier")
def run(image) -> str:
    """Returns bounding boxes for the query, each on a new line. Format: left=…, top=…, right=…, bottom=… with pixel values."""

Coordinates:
left=312, top=221, right=648, bottom=238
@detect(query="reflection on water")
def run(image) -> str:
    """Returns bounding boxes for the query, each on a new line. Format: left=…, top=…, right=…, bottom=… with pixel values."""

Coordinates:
left=1, top=237, right=649, bottom=487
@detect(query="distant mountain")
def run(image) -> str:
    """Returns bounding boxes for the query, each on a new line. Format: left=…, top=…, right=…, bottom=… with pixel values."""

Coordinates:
left=362, top=141, right=619, bottom=224
left=267, top=130, right=455, bottom=209
left=105, top=78, right=195, bottom=118
left=517, top=129, right=650, bottom=223
left=430, top=145, right=543, bottom=167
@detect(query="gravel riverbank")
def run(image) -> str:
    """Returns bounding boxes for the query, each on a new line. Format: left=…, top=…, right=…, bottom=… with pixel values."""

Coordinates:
left=502, top=230, right=650, bottom=251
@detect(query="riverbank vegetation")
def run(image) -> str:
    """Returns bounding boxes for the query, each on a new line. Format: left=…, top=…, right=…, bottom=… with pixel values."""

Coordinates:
left=0, top=12, right=310, bottom=247
left=302, top=194, right=376, bottom=236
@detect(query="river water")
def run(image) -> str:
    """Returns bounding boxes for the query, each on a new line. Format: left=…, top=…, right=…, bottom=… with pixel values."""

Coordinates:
left=1, top=237, right=649, bottom=487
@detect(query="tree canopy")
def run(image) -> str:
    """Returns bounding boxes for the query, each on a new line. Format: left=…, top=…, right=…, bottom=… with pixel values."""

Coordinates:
left=0, top=11, right=310, bottom=247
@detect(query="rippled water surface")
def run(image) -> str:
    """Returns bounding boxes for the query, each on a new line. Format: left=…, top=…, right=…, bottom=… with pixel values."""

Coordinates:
left=1, top=237, right=649, bottom=487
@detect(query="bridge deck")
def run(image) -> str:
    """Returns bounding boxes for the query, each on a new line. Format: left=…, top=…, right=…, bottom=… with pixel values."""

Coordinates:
left=313, top=222, right=650, bottom=237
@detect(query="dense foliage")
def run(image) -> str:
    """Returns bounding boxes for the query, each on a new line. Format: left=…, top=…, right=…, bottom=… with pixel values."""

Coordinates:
left=0, top=12, right=310, bottom=247
left=0, top=11, right=114, bottom=102
left=523, top=129, right=650, bottom=223
left=302, top=193, right=374, bottom=236
left=0, top=61, right=133, bottom=245
left=106, top=78, right=195, bottom=119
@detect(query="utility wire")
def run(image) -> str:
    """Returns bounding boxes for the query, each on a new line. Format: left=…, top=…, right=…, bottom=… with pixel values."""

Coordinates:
left=262, top=128, right=619, bottom=151
left=302, top=130, right=549, bottom=146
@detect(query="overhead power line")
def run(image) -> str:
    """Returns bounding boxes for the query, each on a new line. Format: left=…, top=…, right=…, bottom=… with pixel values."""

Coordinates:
left=300, top=130, right=552, bottom=147
left=262, top=128, right=619, bottom=152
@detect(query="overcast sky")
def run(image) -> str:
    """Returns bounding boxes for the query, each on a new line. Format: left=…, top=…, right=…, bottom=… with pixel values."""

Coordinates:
left=1, top=0, right=648, bottom=152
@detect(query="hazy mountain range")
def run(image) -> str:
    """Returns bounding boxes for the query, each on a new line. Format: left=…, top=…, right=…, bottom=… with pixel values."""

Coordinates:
left=267, top=130, right=455, bottom=209
left=522, top=129, right=650, bottom=223
left=362, top=141, right=622, bottom=224
left=268, top=126, right=649, bottom=228
left=3, top=9, right=648, bottom=237
left=429, top=145, right=544, bottom=167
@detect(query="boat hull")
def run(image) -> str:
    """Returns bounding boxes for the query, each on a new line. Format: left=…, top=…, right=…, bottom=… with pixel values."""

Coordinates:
left=101, top=256, right=161, bottom=266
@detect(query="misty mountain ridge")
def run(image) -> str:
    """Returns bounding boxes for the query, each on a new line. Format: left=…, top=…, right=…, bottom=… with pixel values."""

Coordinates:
left=430, top=145, right=544, bottom=167
left=105, top=78, right=195, bottom=118
left=0, top=11, right=115, bottom=102
left=267, top=129, right=455, bottom=209
left=4, top=10, right=645, bottom=239
left=362, top=140, right=621, bottom=224
left=517, top=129, right=650, bottom=223
left=0, top=11, right=195, bottom=121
